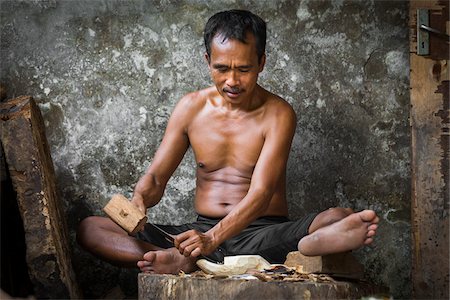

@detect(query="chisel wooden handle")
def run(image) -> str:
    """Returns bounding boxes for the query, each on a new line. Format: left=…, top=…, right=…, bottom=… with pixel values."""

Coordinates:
left=103, top=194, right=147, bottom=235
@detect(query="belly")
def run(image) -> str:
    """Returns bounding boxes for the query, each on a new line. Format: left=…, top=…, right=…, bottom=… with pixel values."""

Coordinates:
left=193, top=166, right=288, bottom=218
left=194, top=167, right=251, bottom=217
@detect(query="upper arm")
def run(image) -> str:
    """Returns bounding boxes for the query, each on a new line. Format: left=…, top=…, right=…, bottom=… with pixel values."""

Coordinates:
left=146, top=94, right=197, bottom=185
left=249, top=101, right=296, bottom=195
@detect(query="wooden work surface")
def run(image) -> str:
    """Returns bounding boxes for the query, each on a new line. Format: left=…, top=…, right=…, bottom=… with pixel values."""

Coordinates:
left=138, top=273, right=384, bottom=300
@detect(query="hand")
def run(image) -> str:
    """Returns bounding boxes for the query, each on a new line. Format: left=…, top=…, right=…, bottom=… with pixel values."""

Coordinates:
left=174, top=230, right=217, bottom=258
left=130, top=193, right=147, bottom=215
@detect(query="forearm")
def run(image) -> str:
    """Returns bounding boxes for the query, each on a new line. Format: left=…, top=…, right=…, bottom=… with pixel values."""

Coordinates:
left=207, top=188, right=272, bottom=246
left=132, top=171, right=165, bottom=209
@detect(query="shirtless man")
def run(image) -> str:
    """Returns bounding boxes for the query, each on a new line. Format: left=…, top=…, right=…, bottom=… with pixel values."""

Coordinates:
left=77, top=10, right=379, bottom=274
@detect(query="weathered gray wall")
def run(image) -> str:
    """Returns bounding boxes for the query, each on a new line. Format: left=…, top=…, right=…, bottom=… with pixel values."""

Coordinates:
left=0, top=0, right=410, bottom=298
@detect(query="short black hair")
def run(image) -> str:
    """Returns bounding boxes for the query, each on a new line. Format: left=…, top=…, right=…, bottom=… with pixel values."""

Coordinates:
left=204, top=10, right=266, bottom=63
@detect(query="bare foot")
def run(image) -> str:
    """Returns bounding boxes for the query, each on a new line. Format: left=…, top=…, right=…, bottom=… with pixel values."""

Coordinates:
left=298, top=210, right=379, bottom=256
left=137, top=247, right=197, bottom=274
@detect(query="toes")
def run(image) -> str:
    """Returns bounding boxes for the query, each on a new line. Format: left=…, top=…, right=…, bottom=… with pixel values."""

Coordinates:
left=143, top=251, right=156, bottom=262
left=368, top=224, right=378, bottom=231
left=367, top=229, right=376, bottom=238
left=137, top=260, right=151, bottom=268
left=359, top=210, right=376, bottom=221
left=364, top=237, right=373, bottom=245
left=137, top=260, right=154, bottom=273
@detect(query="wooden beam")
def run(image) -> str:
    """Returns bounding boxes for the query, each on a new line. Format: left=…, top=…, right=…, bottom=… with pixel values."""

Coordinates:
left=409, top=1, right=449, bottom=299
left=0, top=96, right=81, bottom=299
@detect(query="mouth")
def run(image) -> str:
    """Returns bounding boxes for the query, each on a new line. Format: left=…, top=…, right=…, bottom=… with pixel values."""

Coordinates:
left=223, top=87, right=243, bottom=99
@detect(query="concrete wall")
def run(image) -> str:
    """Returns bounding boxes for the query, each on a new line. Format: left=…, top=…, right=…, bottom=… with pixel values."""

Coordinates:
left=0, top=0, right=410, bottom=298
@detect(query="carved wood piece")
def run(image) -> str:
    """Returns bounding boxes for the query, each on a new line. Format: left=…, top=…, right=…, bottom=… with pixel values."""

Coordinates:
left=196, top=255, right=271, bottom=276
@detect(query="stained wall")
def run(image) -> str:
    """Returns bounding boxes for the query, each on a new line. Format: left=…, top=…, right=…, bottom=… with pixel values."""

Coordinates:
left=0, top=0, right=410, bottom=298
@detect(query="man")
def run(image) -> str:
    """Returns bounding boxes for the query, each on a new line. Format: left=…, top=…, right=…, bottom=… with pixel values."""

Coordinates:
left=77, top=10, right=379, bottom=274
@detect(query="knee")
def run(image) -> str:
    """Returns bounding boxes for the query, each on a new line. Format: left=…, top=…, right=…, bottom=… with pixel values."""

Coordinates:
left=76, top=216, right=100, bottom=249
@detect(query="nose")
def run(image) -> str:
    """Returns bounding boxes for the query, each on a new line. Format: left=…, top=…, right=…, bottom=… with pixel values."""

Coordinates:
left=226, top=70, right=240, bottom=87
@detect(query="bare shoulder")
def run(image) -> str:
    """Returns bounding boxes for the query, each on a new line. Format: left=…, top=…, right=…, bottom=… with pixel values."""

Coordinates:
left=170, top=87, right=214, bottom=129
left=261, top=88, right=297, bottom=126
left=176, top=87, right=213, bottom=112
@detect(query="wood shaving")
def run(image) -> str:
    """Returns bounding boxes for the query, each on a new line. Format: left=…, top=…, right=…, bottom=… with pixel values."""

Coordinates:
left=181, top=265, right=337, bottom=283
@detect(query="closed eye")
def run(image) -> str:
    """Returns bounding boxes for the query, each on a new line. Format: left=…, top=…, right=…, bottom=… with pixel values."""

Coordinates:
left=212, top=64, right=229, bottom=73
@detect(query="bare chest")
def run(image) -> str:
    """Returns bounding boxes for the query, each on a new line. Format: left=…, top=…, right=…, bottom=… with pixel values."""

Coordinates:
left=188, top=111, right=266, bottom=171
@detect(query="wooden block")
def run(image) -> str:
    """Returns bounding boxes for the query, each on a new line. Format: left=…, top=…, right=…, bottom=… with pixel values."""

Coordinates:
left=138, top=274, right=384, bottom=300
left=103, top=194, right=147, bottom=235
left=0, top=96, right=81, bottom=299
left=284, top=251, right=364, bottom=279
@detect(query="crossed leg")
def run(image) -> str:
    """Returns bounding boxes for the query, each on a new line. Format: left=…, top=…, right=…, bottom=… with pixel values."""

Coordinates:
left=78, top=208, right=379, bottom=274
left=77, top=216, right=196, bottom=274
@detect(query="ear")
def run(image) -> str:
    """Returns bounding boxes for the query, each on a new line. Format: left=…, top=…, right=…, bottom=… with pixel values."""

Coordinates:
left=258, top=53, right=266, bottom=72
left=204, top=52, right=211, bottom=68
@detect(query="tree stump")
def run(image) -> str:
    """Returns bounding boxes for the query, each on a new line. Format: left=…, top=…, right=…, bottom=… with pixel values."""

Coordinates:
left=138, top=274, right=383, bottom=300
left=0, top=96, right=81, bottom=299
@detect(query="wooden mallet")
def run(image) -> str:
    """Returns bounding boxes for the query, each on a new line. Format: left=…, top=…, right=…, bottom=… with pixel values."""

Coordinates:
left=103, top=194, right=147, bottom=235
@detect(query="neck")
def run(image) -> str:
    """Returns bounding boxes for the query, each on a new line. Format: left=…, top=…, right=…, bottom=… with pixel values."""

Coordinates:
left=223, top=85, right=264, bottom=112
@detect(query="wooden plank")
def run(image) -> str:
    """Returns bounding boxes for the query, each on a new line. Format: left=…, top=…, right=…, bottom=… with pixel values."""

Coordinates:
left=409, top=1, right=449, bottom=299
left=0, top=96, right=81, bottom=299
left=138, top=273, right=383, bottom=300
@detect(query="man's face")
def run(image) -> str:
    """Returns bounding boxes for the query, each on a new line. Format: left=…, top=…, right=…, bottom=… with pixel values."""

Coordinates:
left=206, top=32, right=265, bottom=105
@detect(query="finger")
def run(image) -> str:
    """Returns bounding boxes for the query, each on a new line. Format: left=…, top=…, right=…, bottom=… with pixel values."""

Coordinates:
left=174, top=231, right=192, bottom=249
left=179, top=235, right=201, bottom=250
left=191, top=247, right=202, bottom=258
left=137, top=204, right=147, bottom=215
left=182, top=243, right=199, bottom=257
left=130, top=196, right=147, bottom=215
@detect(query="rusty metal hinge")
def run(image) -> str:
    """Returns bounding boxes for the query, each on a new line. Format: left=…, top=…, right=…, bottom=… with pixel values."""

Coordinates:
left=417, top=9, right=450, bottom=56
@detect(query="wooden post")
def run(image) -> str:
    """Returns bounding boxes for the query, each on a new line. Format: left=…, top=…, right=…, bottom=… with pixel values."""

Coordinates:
left=0, top=96, right=81, bottom=299
left=409, top=1, right=449, bottom=299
